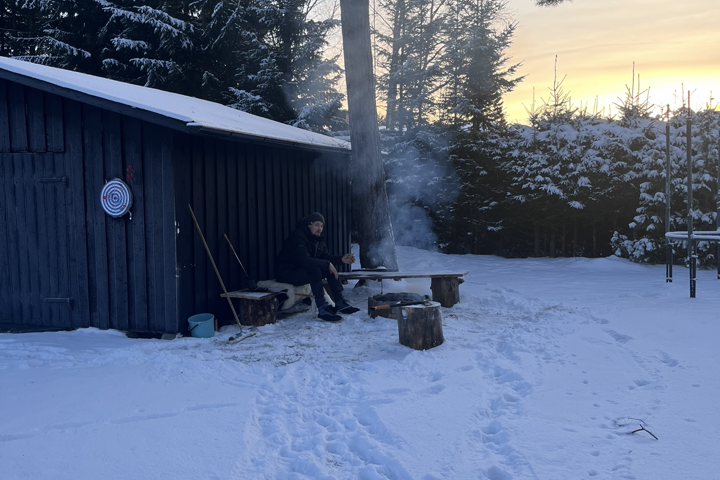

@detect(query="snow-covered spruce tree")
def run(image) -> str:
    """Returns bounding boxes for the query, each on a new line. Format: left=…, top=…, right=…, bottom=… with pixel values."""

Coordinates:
left=2, top=0, right=105, bottom=71
left=441, top=0, right=522, bottom=132
left=212, top=0, right=345, bottom=130
left=376, top=0, right=524, bottom=254
left=99, top=1, right=197, bottom=94
left=6, top=0, right=343, bottom=131
left=382, top=125, right=459, bottom=250
left=504, top=68, right=643, bottom=258
left=429, top=0, right=526, bottom=255
left=283, top=14, right=346, bottom=133
left=616, top=107, right=720, bottom=265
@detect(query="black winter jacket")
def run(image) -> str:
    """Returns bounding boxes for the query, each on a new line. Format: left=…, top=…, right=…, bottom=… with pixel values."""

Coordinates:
left=274, top=220, right=342, bottom=278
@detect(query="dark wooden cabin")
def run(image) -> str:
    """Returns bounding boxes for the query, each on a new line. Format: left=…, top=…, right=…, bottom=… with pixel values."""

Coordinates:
left=0, top=57, right=351, bottom=334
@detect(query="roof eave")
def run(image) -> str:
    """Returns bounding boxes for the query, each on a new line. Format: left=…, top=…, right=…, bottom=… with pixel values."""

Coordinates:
left=0, top=67, right=351, bottom=154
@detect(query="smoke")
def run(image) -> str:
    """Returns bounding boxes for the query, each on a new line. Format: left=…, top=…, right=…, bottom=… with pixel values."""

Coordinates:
left=367, top=235, right=399, bottom=267
left=384, top=128, right=459, bottom=251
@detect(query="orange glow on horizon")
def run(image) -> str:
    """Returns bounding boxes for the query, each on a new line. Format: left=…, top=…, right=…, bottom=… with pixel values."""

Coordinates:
left=503, top=0, right=720, bottom=124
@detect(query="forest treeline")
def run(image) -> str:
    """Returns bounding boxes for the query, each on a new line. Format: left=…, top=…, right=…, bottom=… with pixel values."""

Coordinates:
left=3, top=0, right=719, bottom=262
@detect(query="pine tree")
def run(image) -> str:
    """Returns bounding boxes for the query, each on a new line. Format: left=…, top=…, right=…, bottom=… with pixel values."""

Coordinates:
left=5, top=0, right=345, bottom=130
left=618, top=107, right=720, bottom=264
left=441, top=0, right=523, bottom=132
left=2, top=0, right=104, bottom=72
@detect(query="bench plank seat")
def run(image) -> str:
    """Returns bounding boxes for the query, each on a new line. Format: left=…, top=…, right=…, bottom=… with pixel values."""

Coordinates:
left=338, top=271, right=468, bottom=280
left=338, top=271, right=468, bottom=307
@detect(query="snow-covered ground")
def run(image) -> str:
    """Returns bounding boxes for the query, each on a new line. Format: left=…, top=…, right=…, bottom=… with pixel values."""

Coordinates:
left=2, top=246, right=719, bottom=480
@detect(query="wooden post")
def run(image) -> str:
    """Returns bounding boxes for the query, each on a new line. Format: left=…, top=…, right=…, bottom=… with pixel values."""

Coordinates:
left=239, top=297, right=278, bottom=327
left=666, top=113, right=673, bottom=282
left=687, top=112, right=695, bottom=298
left=398, top=302, right=444, bottom=350
left=431, top=277, right=460, bottom=307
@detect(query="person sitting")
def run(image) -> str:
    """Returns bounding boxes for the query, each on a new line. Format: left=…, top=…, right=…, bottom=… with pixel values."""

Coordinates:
left=274, top=212, right=360, bottom=322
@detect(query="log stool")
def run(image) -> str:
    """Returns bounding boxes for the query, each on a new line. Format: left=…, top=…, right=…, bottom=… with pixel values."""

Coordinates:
left=397, top=301, right=444, bottom=350
left=430, top=277, right=460, bottom=307
left=221, top=290, right=279, bottom=326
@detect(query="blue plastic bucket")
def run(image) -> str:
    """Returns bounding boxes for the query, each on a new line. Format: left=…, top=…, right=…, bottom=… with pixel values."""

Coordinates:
left=188, top=313, right=215, bottom=338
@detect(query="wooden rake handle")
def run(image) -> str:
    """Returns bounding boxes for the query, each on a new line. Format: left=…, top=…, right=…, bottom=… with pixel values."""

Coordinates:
left=188, top=204, right=243, bottom=330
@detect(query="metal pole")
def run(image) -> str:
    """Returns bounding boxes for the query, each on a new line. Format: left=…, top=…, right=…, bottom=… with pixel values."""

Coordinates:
left=687, top=112, right=696, bottom=298
left=717, top=130, right=720, bottom=279
left=665, top=110, right=672, bottom=282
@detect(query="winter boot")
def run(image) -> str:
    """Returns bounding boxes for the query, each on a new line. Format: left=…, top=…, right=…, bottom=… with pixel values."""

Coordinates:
left=332, top=298, right=360, bottom=315
left=318, top=304, right=342, bottom=322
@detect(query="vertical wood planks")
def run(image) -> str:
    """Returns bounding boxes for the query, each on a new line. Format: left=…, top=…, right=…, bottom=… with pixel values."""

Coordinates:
left=225, top=141, right=240, bottom=290
left=26, top=89, right=46, bottom=152
left=44, top=93, right=64, bottom=152
left=236, top=143, right=250, bottom=288
left=102, top=110, right=129, bottom=331
left=246, top=148, right=259, bottom=281
left=63, top=99, right=90, bottom=328
left=256, top=150, right=269, bottom=279
left=4, top=154, right=22, bottom=322
left=0, top=152, right=10, bottom=320
left=202, top=137, right=220, bottom=314
left=82, top=104, right=110, bottom=328
left=0, top=76, right=352, bottom=332
left=173, top=133, right=194, bottom=327
left=215, top=140, right=230, bottom=303
left=7, top=82, right=27, bottom=152
left=191, top=136, right=207, bottom=314
left=158, top=127, right=177, bottom=333
left=0, top=80, right=10, bottom=151
left=123, top=116, right=148, bottom=332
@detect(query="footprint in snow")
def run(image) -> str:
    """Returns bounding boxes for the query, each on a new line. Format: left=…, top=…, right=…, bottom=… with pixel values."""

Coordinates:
left=658, top=352, right=679, bottom=368
left=605, top=329, right=632, bottom=344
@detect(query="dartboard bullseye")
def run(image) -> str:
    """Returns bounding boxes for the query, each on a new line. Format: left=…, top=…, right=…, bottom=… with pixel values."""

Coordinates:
left=100, top=179, right=133, bottom=218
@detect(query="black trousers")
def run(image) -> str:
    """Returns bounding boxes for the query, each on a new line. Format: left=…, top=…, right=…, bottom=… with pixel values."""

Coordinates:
left=276, top=266, right=343, bottom=307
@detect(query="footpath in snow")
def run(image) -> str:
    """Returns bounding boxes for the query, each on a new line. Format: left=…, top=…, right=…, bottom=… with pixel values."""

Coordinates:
left=1, top=246, right=719, bottom=479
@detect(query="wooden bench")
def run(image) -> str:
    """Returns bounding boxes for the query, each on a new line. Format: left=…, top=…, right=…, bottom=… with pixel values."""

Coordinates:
left=338, top=271, right=468, bottom=307
left=222, top=283, right=328, bottom=325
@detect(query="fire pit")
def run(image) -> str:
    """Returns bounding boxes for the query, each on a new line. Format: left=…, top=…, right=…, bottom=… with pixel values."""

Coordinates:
left=367, top=293, right=428, bottom=321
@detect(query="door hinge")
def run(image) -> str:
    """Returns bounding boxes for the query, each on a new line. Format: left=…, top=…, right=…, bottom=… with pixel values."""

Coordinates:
left=39, top=176, right=69, bottom=188
left=44, top=297, right=73, bottom=307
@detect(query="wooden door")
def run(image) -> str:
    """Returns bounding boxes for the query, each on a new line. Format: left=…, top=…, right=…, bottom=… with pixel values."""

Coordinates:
left=0, top=152, right=75, bottom=328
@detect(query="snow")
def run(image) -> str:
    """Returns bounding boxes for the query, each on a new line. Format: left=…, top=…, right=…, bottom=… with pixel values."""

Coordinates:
left=2, top=246, right=719, bottom=479
left=0, top=57, right=349, bottom=151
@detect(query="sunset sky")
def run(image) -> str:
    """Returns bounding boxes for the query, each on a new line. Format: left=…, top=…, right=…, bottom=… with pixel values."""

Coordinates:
left=503, top=0, right=720, bottom=124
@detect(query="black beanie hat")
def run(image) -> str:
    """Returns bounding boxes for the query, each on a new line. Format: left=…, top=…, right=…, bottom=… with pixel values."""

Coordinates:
left=306, top=212, right=325, bottom=225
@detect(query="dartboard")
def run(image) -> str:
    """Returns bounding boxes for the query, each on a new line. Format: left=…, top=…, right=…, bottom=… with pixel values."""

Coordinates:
left=100, top=179, right=133, bottom=218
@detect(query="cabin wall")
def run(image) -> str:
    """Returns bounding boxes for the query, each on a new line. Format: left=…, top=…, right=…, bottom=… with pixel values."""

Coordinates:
left=0, top=79, right=178, bottom=332
left=0, top=75, right=351, bottom=332
left=173, top=134, right=351, bottom=325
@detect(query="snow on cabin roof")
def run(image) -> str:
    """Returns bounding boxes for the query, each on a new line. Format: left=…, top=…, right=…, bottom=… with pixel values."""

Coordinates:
left=0, top=57, right=350, bottom=151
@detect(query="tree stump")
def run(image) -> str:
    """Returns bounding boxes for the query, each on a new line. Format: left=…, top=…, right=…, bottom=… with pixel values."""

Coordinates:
left=431, top=277, right=460, bottom=307
left=398, top=302, right=444, bottom=350
left=239, top=297, right=278, bottom=327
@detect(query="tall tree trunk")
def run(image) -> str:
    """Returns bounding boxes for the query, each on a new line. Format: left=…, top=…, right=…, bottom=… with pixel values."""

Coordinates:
left=340, top=0, right=399, bottom=270
left=385, top=0, right=405, bottom=131
left=549, top=226, right=556, bottom=258
left=573, top=220, right=578, bottom=256
left=533, top=223, right=541, bottom=257
left=592, top=221, right=597, bottom=257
